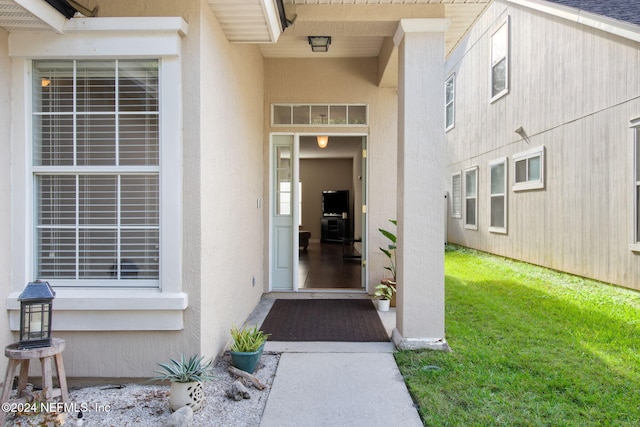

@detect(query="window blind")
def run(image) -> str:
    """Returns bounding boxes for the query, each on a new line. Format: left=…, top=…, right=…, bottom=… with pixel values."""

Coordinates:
left=33, top=60, right=160, bottom=285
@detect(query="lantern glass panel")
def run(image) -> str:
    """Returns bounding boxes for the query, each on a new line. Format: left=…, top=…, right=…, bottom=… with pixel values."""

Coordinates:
left=19, top=301, right=53, bottom=348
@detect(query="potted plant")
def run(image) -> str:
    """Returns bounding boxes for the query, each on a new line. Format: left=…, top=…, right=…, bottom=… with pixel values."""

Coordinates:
left=379, top=219, right=397, bottom=306
left=374, top=282, right=396, bottom=312
left=151, top=353, right=214, bottom=412
left=229, top=325, right=269, bottom=374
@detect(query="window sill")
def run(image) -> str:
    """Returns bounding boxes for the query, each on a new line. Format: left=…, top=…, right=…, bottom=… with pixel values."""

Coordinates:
left=490, top=89, right=508, bottom=104
left=7, top=289, right=188, bottom=331
left=489, top=227, right=507, bottom=234
left=629, top=243, right=640, bottom=253
left=513, top=181, right=544, bottom=192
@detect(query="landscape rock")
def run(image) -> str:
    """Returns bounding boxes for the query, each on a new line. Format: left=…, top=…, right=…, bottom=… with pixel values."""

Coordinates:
left=162, top=406, right=193, bottom=427
left=226, top=380, right=251, bottom=401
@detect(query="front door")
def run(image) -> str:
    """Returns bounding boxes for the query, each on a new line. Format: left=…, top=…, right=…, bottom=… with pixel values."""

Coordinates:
left=269, top=133, right=368, bottom=291
left=269, top=134, right=297, bottom=290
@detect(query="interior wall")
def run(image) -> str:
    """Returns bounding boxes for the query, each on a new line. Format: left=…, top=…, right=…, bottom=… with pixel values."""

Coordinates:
left=300, top=158, right=354, bottom=240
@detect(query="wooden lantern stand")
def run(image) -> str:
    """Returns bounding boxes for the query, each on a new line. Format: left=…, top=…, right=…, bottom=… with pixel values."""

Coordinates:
left=0, top=338, right=68, bottom=423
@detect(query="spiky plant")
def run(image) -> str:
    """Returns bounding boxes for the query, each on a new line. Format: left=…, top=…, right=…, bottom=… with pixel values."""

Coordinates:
left=151, top=354, right=214, bottom=383
left=230, top=325, right=269, bottom=353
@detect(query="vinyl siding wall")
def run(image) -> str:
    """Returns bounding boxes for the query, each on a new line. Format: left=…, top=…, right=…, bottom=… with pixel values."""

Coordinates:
left=446, top=0, right=640, bottom=290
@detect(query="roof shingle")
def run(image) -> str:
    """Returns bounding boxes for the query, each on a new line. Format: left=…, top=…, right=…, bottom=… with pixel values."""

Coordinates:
left=547, top=0, right=640, bottom=27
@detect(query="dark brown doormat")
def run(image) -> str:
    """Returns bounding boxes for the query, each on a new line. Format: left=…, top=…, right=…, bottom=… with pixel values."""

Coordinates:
left=260, top=299, right=390, bottom=342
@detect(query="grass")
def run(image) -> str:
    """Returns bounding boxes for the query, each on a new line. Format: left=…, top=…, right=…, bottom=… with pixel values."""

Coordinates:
left=395, top=246, right=640, bottom=426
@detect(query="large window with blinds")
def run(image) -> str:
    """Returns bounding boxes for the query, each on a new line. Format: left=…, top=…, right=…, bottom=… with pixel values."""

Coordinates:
left=32, top=60, right=160, bottom=285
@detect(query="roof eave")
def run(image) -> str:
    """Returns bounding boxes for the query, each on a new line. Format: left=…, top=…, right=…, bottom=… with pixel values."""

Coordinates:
left=505, top=0, right=640, bottom=43
left=13, top=0, right=71, bottom=33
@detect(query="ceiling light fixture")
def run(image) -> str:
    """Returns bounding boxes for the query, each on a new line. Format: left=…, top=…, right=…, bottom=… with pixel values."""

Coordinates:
left=308, top=36, right=331, bottom=53
left=317, top=135, right=329, bottom=149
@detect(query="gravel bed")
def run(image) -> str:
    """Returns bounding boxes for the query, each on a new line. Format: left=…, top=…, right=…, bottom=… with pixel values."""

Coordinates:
left=4, top=351, right=280, bottom=427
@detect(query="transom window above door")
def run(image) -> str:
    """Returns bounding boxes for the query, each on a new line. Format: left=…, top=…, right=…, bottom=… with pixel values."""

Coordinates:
left=272, top=104, right=368, bottom=126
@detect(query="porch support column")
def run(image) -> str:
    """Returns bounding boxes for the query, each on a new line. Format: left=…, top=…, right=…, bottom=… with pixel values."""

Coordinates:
left=392, top=19, right=450, bottom=351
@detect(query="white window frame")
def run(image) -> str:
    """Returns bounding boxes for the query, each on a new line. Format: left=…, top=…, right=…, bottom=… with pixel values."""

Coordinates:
left=489, top=157, right=508, bottom=234
left=7, top=18, right=188, bottom=331
left=451, top=172, right=462, bottom=218
left=272, top=103, right=368, bottom=126
left=630, top=118, right=640, bottom=252
left=513, top=146, right=545, bottom=191
left=464, top=166, right=478, bottom=230
left=445, top=74, right=455, bottom=131
left=490, top=17, right=510, bottom=103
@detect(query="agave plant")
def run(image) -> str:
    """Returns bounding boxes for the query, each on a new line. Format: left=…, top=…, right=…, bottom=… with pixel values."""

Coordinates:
left=230, top=325, right=269, bottom=353
left=151, top=353, right=215, bottom=383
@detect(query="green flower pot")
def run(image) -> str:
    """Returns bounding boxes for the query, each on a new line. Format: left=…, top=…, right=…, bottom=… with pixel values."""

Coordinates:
left=230, top=343, right=265, bottom=374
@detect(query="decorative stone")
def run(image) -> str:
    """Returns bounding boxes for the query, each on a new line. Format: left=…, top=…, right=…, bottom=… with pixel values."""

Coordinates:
left=162, top=406, right=193, bottom=427
left=225, top=380, right=251, bottom=401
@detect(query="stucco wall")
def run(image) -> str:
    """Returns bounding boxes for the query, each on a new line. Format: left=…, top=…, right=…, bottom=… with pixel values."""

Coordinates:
left=198, top=2, right=266, bottom=359
left=445, top=0, right=640, bottom=290
left=0, top=0, right=266, bottom=380
left=0, top=28, right=13, bottom=377
left=264, top=58, right=398, bottom=291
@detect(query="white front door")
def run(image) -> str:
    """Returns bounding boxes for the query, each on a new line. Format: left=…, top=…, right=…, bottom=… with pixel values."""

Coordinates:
left=269, top=134, right=298, bottom=291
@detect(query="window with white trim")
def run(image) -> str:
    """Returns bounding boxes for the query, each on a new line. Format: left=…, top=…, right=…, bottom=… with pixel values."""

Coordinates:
left=632, top=120, right=640, bottom=248
left=445, top=74, right=455, bottom=131
left=490, top=17, right=509, bottom=102
left=9, top=18, right=186, bottom=331
left=33, top=59, right=160, bottom=286
left=489, top=158, right=507, bottom=233
left=513, top=146, right=545, bottom=191
left=464, top=167, right=478, bottom=229
left=451, top=172, right=462, bottom=218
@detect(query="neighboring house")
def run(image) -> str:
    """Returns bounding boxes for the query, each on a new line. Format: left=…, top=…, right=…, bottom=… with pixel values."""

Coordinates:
left=0, top=0, right=490, bottom=379
left=445, top=0, right=640, bottom=291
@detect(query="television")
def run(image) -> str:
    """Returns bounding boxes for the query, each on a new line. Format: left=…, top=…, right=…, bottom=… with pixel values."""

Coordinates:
left=322, top=190, right=349, bottom=217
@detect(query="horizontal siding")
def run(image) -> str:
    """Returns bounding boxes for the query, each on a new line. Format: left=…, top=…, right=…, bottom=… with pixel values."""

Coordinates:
left=445, top=0, right=640, bottom=290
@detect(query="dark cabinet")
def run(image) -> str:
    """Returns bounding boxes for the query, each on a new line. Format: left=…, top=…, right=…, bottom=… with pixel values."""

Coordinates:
left=321, top=217, right=347, bottom=243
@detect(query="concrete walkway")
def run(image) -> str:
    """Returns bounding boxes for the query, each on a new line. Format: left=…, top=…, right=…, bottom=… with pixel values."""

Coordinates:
left=247, top=298, right=423, bottom=427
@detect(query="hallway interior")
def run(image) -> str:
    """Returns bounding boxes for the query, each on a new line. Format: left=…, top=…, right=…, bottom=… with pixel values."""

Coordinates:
left=298, top=242, right=362, bottom=289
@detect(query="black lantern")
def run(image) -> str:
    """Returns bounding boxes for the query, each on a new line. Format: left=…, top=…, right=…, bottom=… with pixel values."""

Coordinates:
left=18, top=281, right=56, bottom=349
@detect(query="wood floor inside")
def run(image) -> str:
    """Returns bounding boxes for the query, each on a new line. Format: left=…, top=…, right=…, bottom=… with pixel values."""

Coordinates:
left=298, top=242, right=362, bottom=289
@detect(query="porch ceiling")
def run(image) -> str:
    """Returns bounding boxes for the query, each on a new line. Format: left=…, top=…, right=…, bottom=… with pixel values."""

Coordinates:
left=210, top=0, right=491, bottom=86
left=206, top=0, right=490, bottom=59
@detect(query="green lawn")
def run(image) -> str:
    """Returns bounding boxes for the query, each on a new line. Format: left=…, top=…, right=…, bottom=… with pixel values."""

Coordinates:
left=395, top=246, right=640, bottom=426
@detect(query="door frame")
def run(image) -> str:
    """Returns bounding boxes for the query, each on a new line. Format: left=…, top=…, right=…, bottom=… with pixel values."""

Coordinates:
left=268, top=132, right=369, bottom=292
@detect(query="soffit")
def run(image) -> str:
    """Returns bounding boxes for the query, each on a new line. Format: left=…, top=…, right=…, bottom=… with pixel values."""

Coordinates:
left=0, top=0, right=59, bottom=32
left=207, top=0, right=282, bottom=43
